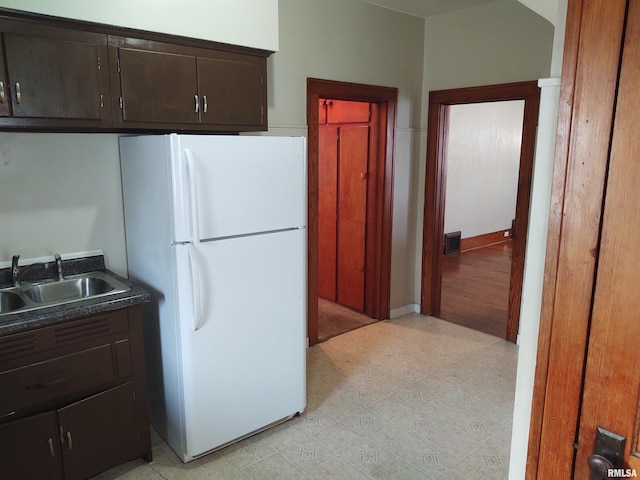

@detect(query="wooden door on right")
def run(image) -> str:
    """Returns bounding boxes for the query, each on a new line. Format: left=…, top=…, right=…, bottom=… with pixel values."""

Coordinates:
left=318, top=99, right=370, bottom=312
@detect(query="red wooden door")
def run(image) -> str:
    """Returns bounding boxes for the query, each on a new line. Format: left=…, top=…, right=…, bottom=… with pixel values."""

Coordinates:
left=337, top=125, right=369, bottom=311
left=318, top=126, right=338, bottom=300
left=326, top=99, right=370, bottom=123
left=317, top=99, right=370, bottom=312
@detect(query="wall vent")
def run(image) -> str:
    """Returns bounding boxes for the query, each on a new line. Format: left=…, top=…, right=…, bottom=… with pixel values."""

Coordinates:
left=444, top=231, right=461, bottom=256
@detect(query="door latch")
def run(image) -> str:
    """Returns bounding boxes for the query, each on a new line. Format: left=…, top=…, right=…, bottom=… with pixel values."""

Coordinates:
left=587, top=427, right=626, bottom=480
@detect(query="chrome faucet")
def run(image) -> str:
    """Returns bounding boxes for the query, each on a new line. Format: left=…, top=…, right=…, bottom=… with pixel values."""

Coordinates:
left=11, top=254, right=64, bottom=286
left=55, top=254, right=64, bottom=281
left=11, top=255, right=20, bottom=287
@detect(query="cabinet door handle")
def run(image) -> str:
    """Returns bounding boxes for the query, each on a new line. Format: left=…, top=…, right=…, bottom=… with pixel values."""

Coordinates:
left=66, top=432, right=73, bottom=451
left=15, top=82, right=21, bottom=104
left=25, top=371, right=74, bottom=390
left=194, top=94, right=199, bottom=113
left=203, top=95, right=208, bottom=113
left=0, top=81, right=5, bottom=103
left=48, top=438, right=55, bottom=457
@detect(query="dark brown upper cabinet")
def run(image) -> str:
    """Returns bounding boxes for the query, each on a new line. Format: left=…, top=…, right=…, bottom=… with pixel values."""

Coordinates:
left=0, top=18, right=112, bottom=128
left=0, top=35, right=8, bottom=118
left=0, top=9, right=270, bottom=133
left=109, top=36, right=267, bottom=131
left=197, top=56, right=265, bottom=127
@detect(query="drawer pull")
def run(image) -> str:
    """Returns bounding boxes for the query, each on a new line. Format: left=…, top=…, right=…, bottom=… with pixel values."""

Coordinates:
left=48, top=438, right=55, bottom=457
left=66, top=432, right=73, bottom=451
left=15, top=82, right=21, bottom=104
left=25, top=372, right=74, bottom=390
left=0, top=81, right=5, bottom=103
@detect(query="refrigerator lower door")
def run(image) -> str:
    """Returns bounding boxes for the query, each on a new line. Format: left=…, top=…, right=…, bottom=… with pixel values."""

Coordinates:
left=174, top=228, right=306, bottom=461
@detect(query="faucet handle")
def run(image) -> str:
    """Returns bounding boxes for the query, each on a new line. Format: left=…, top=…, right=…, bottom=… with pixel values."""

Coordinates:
left=11, top=255, right=20, bottom=286
left=54, top=254, right=64, bottom=281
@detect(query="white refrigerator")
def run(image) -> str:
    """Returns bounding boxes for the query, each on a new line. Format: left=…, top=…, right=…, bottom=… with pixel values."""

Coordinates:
left=119, top=134, right=307, bottom=462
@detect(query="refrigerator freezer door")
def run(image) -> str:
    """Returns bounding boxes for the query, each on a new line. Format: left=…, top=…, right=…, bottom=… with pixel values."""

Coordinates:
left=174, top=229, right=306, bottom=459
left=171, top=135, right=306, bottom=242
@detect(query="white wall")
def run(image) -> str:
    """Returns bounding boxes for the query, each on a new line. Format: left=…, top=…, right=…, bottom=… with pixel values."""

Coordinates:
left=444, top=101, right=525, bottom=239
left=422, top=0, right=554, bottom=92
left=0, top=0, right=279, bottom=51
left=517, top=0, right=558, bottom=24
left=0, top=133, right=126, bottom=274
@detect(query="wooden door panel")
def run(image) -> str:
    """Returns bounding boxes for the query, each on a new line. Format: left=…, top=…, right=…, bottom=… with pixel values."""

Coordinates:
left=4, top=32, right=107, bottom=120
left=318, top=126, right=338, bottom=300
left=337, top=218, right=365, bottom=312
left=319, top=99, right=327, bottom=124
left=58, top=382, right=138, bottom=480
left=0, top=411, right=63, bottom=480
left=327, top=99, right=370, bottom=124
left=575, top=2, right=640, bottom=476
left=339, top=125, right=369, bottom=222
left=118, top=47, right=198, bottom=124
left=197, top=56, right=265, bottom=127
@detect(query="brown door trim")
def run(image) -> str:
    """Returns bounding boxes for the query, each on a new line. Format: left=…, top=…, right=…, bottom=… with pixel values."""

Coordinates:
left=419, top=81, right=541, bottom=343
left=307, top=78, right=397, bottom=346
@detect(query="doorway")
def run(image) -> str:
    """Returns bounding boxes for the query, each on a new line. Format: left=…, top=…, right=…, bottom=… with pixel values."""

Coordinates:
left=306, top=78, right=397, bottom=345
left=439, top=100, right=525, bottom=338
left=420, top=81, right=541, bottom=343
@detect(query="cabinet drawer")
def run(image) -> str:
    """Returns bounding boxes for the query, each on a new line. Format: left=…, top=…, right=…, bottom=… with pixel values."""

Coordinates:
left=0, top=344, right=115, bottom=417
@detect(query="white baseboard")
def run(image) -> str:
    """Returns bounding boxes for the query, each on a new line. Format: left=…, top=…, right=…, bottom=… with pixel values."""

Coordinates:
left=390, top=303, right=420, bottom=319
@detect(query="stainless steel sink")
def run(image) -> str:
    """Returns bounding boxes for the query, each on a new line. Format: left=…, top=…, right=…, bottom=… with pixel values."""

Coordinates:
left=0, top=291, right=26, bottom=314
left=0, top=272, right=130, bottom=316
left=23, top=276, right=116, bottom=303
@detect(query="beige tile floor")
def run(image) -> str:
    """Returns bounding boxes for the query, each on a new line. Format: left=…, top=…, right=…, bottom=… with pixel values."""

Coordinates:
left=93, top=313, right=517, bottom=480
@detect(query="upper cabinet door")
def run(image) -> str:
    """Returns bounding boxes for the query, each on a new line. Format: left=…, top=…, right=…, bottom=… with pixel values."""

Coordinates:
left=0, top=36, right=8, bottom=118
left=1, top=21, right=111, bottom=125
left=115, top=45, right=198, bottom=126
left=197, top=55, right=266, bottom=128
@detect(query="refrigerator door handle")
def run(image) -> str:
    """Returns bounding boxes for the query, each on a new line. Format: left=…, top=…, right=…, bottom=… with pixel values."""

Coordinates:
left=183, top=149, right=201, bottom=244
left=186, top=243, right=204, bottom=331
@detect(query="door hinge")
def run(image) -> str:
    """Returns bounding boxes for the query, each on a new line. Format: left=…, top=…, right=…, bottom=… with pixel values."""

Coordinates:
left=117, top=58, right=121, bottom=73
left=119, top=97, right=123, bottom=109
left=100, top=93, right=104, bottom=109
left=133, top=390, right=137, bottom=403
left=97, top=56, right=101, bottom=70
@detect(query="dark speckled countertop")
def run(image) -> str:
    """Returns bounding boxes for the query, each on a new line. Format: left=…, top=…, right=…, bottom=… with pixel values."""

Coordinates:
left=0, top=254, right=150, bottom=335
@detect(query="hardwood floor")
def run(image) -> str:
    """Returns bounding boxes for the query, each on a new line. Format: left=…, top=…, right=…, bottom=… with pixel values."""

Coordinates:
left=317, top=297, right=377, bottom=343
left=439, top=241, right=512, bottom=338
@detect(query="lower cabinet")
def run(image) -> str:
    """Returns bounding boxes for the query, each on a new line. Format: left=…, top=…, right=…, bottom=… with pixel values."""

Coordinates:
left=0, top=411, right=63, bottom=480
left=0, top=306, right=151, bottom=480
left=59, top=382, right=139, bottom=480
left=0, top=383, right=137, bottom=480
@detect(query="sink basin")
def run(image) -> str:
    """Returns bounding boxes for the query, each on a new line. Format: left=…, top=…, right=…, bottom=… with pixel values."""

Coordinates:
left=0, top=272, right=130, bottom=316
left=23, top=276, right=116, bottom=304
left=0, top=291, right=26, bottom=313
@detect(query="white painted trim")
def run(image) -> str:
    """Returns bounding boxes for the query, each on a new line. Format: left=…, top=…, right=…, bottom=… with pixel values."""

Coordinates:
left=390, top=303, right=420, bottom=319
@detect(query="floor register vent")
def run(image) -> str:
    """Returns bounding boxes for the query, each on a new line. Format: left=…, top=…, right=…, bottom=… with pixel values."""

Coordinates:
left=444, top=231, right=461, bottom=256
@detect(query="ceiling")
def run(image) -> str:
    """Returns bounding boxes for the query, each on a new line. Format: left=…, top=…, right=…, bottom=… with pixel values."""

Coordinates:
left=362, top=0, right=557, bottom=24
left=362, top=0, right=504, bottom=18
